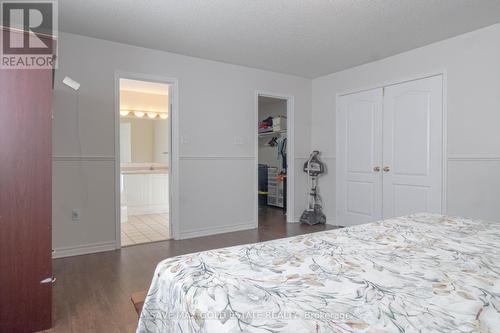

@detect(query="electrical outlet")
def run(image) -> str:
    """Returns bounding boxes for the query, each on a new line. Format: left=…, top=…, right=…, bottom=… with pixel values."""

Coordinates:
left=72, top=209, right=80, bottom=222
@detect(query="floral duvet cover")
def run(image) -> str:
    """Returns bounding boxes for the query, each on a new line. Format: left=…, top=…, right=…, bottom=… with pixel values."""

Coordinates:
left=137, top=214, right=500, bottom=332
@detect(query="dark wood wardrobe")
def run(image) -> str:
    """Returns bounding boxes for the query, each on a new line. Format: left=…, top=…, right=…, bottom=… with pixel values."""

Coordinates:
left=0, top=66, right=53, bottom=330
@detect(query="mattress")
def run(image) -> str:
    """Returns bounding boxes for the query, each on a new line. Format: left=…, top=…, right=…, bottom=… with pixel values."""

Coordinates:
left=137, top=214, right=500, bottom=332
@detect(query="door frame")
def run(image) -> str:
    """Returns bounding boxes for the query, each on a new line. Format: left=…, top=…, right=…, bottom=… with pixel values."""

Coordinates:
left=255, top=91, right=295, bottom=223
left=114, top=71, right=180, bottom=248
left=335, top=70, right=448, bottom=223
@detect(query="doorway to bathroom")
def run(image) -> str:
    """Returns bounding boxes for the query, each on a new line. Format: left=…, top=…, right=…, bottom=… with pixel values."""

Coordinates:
left=117, top=77, right=174, bottom=247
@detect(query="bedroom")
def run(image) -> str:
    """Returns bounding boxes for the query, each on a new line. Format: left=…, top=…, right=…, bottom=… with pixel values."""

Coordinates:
left=1, top=1, right=499, bottom=332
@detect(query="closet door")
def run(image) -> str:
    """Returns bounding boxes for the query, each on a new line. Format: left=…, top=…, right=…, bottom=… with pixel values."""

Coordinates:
left=0, top=68, right=53, bottom=332
left=337, top=88, right=383, bottom=226
left=382, top=75, right=443, bottom=218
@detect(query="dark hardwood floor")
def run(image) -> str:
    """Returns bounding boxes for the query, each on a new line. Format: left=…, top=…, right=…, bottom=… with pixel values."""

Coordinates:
left=43, top=207, right=337, bottom=333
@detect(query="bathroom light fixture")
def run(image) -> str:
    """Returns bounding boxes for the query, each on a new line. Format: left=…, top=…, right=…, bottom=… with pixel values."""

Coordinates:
left=62, top=76, right=81, bottom=91
left=119, top=109, right=168, bottom=119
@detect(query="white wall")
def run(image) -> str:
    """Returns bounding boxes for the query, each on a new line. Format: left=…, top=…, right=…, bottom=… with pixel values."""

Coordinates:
left=53, top=23, right=500, bottom=256
left=312, top=23, right=500, bottom=225
left=52, top=32, right=312, bottom=257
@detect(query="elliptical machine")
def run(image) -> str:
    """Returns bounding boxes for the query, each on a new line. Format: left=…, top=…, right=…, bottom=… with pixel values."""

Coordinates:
left=300, top=151, right=326, bottom=225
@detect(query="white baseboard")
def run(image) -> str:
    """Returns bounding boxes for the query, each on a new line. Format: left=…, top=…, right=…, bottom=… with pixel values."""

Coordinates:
left=290, top=219, right=339, bottom=226
left=178, top=221, right=257, bottom=240
left=326, top=219, right=339, bottom=226
left=53, top=241, right=116, bottom=259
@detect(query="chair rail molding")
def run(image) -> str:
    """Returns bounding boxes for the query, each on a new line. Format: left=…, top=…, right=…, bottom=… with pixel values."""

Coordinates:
left=447, top=154, right=500, bottom=162
left=179, top=155, right=255, bottom=160
left=52, top=155, right=116, bottom=161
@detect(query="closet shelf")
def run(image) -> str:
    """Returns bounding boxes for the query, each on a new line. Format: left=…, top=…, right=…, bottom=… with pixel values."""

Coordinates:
left=258, top=130, right=287, bottom=138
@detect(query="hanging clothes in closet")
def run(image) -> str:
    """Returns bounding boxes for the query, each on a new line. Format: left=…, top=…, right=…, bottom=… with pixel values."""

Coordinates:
left=277, top=136, right=287, bottom=172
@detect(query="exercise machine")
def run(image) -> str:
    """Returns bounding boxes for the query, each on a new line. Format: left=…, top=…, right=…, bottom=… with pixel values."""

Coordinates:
left=300, top=151, right=326, bottom=225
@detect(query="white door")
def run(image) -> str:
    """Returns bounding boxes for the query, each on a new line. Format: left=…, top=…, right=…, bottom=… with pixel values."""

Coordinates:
left=337, top=88, right=383, bottom=225
left=382, top=75, right=443, bottom=218
left=154, top=120, right=169, bottom=165
left=120, top=122, right=132, bottom=163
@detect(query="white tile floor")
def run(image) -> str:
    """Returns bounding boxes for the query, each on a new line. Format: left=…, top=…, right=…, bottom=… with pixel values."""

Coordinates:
left=121, top=213, right=170, bottom=247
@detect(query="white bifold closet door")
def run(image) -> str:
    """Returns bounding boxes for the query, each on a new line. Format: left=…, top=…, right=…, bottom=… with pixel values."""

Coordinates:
left=337, top=75, right=443, bottom=226
left=382, top=76, right=443, bottom=219
left=337, top=88, right=383, bottom=226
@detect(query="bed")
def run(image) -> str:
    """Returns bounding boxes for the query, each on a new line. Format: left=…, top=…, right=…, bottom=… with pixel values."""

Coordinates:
left=137, top=214, right=500, bottom=332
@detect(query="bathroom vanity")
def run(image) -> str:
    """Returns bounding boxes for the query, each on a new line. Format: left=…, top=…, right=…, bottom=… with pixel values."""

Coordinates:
left=121, top=164, right=169, bottom=220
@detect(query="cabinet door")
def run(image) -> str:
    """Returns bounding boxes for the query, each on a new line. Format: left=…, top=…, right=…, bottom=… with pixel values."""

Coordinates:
left=382, top=75, right=443, bottom=218
left=0, top=68, right=53, bottom=331
left=337, top=88, right=383, bottom=226
left=150, top=174, right=169, bottom=212
left=123, top=174, right=148, bottom=214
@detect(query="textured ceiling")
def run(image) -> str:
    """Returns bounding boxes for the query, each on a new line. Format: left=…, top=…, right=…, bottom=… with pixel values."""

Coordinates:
left=59, top=0, right=500, bottom=78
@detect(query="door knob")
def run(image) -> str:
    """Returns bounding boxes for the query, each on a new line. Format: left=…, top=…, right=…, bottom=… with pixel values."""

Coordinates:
left=383, top=166, right=390, bottom=172
left=373, top=166, right=381, bottom=172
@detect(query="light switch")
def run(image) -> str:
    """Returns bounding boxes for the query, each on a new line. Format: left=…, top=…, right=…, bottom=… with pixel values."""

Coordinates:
left=234, top=136, right=244, bottom=145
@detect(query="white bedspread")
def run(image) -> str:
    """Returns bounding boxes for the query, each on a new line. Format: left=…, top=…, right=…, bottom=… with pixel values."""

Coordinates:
left=137, top=214, right=500, bottom=332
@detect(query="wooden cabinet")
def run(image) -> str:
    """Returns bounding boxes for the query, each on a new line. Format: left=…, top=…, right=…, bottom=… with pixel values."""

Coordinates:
left=0, top=68, right=53, bottom=332
left=122, top=173, right=169, bottom=216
